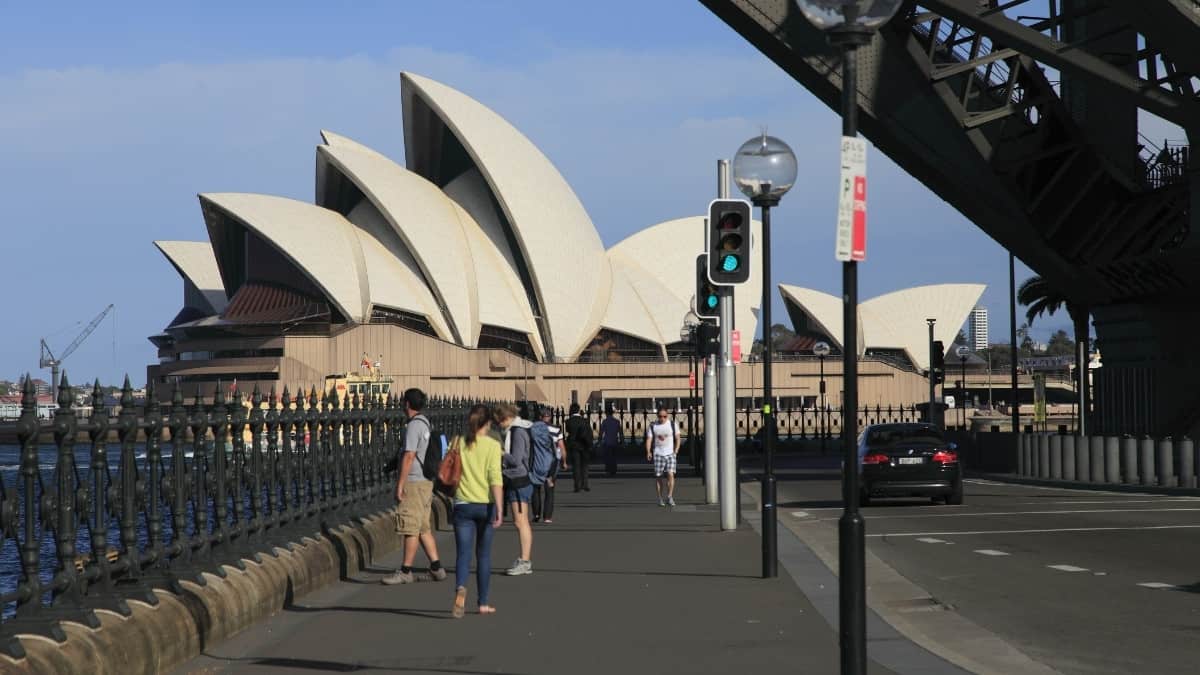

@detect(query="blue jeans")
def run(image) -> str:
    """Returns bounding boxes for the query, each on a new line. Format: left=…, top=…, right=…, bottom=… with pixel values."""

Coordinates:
left=453, top=502, right=496, bottom=605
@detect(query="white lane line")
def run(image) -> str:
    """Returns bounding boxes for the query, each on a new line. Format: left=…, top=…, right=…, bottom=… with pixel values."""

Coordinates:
left=1013, top=498, right=1200, bottom=505
left=1048, top=564, right=1089, bottom=573
left=974, top=549, right=1010, bottom=556
left=867, top=523, right=1200, bottom=538
left=916, top=537, right=951, bottom=544
left=963, top=479, right=1136, bottom=497
left=1137, top=582, right=1179, bottom=590
left=834, top=507, right=1200, bottom=520
left=790, top=511, right=810, bottom=518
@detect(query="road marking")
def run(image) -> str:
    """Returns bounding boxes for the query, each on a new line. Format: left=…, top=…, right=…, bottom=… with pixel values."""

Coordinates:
left=963, top=479, right=1138, bottom=497
left=1137, top=582, right=1179, bottom=590
left=838, top=507, right=1200, bottom=520
left=1013, top=498, right=1200, bottom=505
left=974, top=549, right=1010, bottom=556
left=867, top=523, right=1200, bottom=538
left=790, top=511, right=810, bottom=518
left=1048, top=565, right=1089, bottom=573
left=916, top=537, right=950, bottom=544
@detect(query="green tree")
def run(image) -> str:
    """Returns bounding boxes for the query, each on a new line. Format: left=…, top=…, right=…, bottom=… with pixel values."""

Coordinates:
left=752, top=323, right=797, bottom=356
left=1045, top=329, right=1075, bottom=357
left=1018, top=275, right=1091, bottom=433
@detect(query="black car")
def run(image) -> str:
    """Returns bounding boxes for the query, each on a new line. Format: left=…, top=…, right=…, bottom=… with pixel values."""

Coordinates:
left=856, top=423, right=962, bottom=506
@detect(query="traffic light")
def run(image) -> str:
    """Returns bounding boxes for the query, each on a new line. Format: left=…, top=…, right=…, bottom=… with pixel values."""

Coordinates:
left=696, top=321, right=719, bottom=357
left=707, top=199, right=752, bottom=285
left=930, top=340, right=945, bottom=385
left=695, top=254, right=720, bottom=320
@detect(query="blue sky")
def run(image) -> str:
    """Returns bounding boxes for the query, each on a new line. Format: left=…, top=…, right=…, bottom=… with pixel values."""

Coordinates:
left=1, top=0, right=1059, bottom=387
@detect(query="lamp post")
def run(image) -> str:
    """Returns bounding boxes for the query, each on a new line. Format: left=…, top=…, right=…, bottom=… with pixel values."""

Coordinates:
left=814, top=341, right=831, bottom=454
left=926, top=318, right=936, bottom=424
left=681, top=313, right=700, bottom=474
left=956, top=345, right=970, bottom=430
left=734, top=132, right=797, bottom=580
left=794, top=1, right=905, bottom=672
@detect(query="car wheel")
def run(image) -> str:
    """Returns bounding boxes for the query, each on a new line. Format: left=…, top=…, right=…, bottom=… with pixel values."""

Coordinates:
left=945, top=480, right=964, bottom=505
left=929, top=496, right=942, bottom=505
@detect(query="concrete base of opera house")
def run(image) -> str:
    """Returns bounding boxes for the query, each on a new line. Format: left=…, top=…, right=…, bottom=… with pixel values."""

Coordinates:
left=148, top=322, right=932, bottom=408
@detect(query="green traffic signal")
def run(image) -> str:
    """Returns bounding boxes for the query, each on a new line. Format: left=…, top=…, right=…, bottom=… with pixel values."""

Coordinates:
left=720, top=253, right=740, bottom=272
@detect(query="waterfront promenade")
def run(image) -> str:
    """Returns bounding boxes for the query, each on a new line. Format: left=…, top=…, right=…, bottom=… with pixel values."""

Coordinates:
left=174, top=469, right=901, bottom=675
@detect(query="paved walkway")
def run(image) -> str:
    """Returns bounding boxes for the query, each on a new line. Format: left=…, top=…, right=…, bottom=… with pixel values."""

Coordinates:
left=175, top=467, right=897, bottom=675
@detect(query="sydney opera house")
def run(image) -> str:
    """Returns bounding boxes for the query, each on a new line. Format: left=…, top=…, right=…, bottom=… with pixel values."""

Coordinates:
left=149, top=72, right=983, bottom=409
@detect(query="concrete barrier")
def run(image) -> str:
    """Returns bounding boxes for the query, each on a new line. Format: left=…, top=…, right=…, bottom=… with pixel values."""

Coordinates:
left=1104, top=436, right=1120, bottom=484
left=3, top=505, right=402, bottom=675
left=1121, top=436, right=1138, bottom=484
left=1037, top=434, right=1051, bottom=478
left=1158, top=438, right=1176, bottom=487
left=1180, top=437, right=1196, bottom=489
left=1076, top=434, right=1091, bottom=482
left=1049, top=434, right=1063, bottom=479
left=1140, top=436, right=1157, bottom=486
left=1090, top=435, right=1105, bottom=483
left=1062, top=435, right=1077, bottom=481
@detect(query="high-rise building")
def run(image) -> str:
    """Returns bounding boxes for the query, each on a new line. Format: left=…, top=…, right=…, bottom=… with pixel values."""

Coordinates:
left=969, top=306, right=989, bottom=351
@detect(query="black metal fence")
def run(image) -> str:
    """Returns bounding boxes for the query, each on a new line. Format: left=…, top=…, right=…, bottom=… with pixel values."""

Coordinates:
left=0, top=373, right=481, bottom=660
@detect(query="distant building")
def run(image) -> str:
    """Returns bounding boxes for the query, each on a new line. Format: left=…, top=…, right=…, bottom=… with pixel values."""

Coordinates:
left=969, top=306, right=989, bottom=351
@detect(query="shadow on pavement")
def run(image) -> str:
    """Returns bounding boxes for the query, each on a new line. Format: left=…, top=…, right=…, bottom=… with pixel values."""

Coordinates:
left=285, top=604, right=451, bottom=620
left=202, top=654, right=523, bottom=674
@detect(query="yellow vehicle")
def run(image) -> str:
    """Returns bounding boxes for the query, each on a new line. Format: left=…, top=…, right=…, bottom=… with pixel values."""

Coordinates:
left=324, top=370, right=394, bottom=404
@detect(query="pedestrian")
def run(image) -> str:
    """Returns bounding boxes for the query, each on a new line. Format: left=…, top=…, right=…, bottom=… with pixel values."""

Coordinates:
left=564, top=403, right=594, bottom=492
left=449, top=404, right=503, bottom=618
left=599, top=405, right=623, bottom=477
left=532, top=407, right=566, bottom=524
left=382, top=388, right=445, bottom=585
left=645, top=405, right=680, bottom=506
left=494, top=402, right=534, bottom=576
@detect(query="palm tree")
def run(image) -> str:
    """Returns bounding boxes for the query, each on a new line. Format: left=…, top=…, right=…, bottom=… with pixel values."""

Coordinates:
left=1017, top=275, right=1090, bottom=434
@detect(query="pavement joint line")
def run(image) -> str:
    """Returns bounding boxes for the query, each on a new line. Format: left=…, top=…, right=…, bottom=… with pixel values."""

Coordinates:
left=1047, top=564, right=1089, bottom=573
left=973, top=549, right=1010, bottom=556
left=1137, top=582, right=1179, bottom=589
left=866, top=523, right=1200, bottom=537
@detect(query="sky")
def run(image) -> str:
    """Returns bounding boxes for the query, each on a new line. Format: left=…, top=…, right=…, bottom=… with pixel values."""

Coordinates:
left=0, top=0, right=1079, bottom=387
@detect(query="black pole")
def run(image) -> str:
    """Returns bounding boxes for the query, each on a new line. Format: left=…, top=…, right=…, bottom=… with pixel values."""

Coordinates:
left=758, top=201, right=778, bottom=579
left=927, top=319, right=936, bottom=426
left=1010, top=253, right=1020, bottom=437
left=819, top=356, right=827, bottom=454
left=961, top=357, right=967, bottom=429
left=830, top=24, right=870, bottom=675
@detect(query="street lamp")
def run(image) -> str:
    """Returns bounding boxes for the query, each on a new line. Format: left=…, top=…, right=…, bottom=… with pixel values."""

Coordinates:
left=734, top=131, right=797, bottom=581
left=814, top=340, right=831, bottom=454
left=956, top=345, right=970, bottom=430
left=794, top=0, right=905, bottom=672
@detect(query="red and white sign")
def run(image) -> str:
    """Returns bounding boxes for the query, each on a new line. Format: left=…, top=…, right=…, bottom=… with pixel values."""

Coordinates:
left=688, top=370, right=696, bottom=388
left=731, top=329, right=742, bottom=363
left=836, top=136, right=868, bottom=262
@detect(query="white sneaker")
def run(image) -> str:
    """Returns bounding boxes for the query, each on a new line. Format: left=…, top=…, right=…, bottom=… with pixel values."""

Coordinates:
left=658, top=498, right=665, bottom=507
left=506, top=559, right=533, bottom=576
left=667, top=497, right=676, bottom=507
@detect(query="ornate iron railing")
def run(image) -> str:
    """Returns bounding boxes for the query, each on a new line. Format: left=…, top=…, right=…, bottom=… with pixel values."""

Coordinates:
left=0, top=373, right=481, bottom=659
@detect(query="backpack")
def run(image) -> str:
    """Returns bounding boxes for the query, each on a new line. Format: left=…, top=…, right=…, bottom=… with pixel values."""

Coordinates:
left=528, top=421, right=556, bottom=486
left=410, top=416, right=442, bottom=481
left=566, top=415, right=593, bottom=451
left=648, top=420, right=677, bottom=447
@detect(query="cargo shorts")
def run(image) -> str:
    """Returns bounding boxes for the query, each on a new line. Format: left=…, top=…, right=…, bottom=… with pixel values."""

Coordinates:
left=395, top=480, right=434, bottom=536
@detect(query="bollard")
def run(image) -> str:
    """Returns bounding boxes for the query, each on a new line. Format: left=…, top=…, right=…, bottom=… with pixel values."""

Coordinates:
left=1090, top=435, right=1105, bottom=483
left=1038, top=434, right=1051, bottom=478
left=1104, top=436, right=1120, bottom=484
left=1180, top=437, right=1196, bottom=489
left=1018, top=432, right=1028, bottom=476
left=1062, top=435, right=1077, bottom=481
left=1049, top=434, right=1063, bottom=479
left=1140, top=436, right=1156, bottom=486
left=1076, top=434, right=1091, bottom=482
left=1158, top=437, right=1176, bottom=488
left=1121, top=436, right=1138, bottom=484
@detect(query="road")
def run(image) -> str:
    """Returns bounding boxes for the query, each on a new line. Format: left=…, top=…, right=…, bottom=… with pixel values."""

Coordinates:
left=771, top=464, right=1200, bottom=675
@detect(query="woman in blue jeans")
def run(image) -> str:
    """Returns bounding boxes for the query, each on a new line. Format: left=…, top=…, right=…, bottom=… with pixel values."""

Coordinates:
left=451, top=404, right=504, bottom=617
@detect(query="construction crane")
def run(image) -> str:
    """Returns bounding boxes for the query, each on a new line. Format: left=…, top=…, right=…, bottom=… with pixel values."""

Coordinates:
left=39, top=304, right=115, bottom=402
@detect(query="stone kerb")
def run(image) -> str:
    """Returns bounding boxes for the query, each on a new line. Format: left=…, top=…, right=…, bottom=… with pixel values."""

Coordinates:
left=2, top=506, right=401, bottom=675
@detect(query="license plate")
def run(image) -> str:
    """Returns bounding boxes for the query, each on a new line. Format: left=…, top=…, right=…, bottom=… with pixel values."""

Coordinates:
left=897, top=457, right=924, bottom=465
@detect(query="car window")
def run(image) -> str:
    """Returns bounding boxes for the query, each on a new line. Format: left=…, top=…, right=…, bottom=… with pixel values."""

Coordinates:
left=866, top=426, right=944, bottom=447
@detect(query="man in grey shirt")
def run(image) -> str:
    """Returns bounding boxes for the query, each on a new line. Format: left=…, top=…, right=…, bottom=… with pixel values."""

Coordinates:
left=383, top=388, right=446, bottom=585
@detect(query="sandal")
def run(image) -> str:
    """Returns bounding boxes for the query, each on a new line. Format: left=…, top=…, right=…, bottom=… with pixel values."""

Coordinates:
left=452, top=586, right=467, bottom=619
left=479, top=605, right=497, bottom=614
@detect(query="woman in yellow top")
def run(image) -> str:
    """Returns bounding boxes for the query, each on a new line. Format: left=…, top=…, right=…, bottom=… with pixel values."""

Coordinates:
left=451, top=404, right=504, bottom=618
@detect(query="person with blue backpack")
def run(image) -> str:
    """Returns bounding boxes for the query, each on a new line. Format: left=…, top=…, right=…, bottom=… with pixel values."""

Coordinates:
left=495, top=402, right=535, bottom=576
left=531, top=406, right=566, bottom=524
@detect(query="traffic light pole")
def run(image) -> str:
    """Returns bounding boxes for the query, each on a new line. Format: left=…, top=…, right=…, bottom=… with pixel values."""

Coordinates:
left=705, top=350, right=718, bottom=505
left=717, top=159, right=738, bottom=531
left=927, top=318, right=937, bottom=426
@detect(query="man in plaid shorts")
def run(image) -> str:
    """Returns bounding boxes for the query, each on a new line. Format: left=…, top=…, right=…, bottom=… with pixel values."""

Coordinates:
left=644, top=405, right=681, bottom=506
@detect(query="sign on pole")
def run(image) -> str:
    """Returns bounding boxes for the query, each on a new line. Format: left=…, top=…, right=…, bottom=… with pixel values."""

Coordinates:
left=835, top=136, right=868, bottom=262
left=731, top=329, right=742, bottom=363
left=689, top=370, right=696, bottom=389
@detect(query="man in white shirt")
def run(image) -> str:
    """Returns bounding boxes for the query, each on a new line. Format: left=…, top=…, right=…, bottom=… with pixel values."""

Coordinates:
left=644, top=405, right=681, bottom=506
